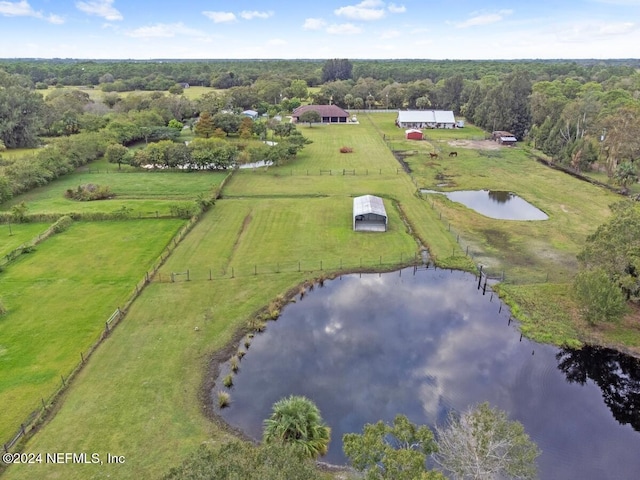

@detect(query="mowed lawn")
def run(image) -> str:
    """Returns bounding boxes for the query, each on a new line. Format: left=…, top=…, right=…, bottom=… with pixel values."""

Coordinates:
left=158, top=196, right=419, bottom=280
left=0, top=170, right=226, bottom=216
left=0, top=223, right=51, bottom=258
left=0, top=219, right=183, bottom=444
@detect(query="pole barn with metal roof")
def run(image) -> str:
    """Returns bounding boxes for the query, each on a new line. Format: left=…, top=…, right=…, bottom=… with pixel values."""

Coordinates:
left=353, top=195, right=387, bottom=232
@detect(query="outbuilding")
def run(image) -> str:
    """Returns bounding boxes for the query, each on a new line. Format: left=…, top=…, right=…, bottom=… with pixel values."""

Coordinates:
left=405, top=129, right=424, bottom=140
left=353, top=195, right=387, bottom=232
left=292, top=105, right=350, bottom=124
left=491, top=131, right=518, bottom=145
left=396, top=110, right=456, bottom=129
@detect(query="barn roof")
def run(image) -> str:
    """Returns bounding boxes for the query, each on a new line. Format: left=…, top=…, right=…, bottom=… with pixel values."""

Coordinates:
left=353, top=195, right=387, bottom=218
left=397, top=110, right=456, bottom=124
left=405, top=129, right=423, bottom=134
left=292, top=105, right=349, bottom=118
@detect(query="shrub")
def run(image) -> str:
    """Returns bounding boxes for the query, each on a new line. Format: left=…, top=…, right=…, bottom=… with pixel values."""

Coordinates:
left=230, top=356, right=239, bottom=373
left=217, top=391, right=230, bottom=408
left=339, top=146, right=353, bottom=153
left=64, top=184, right=114, bottom=201
left=51, top=215, right=73, bottom=234
left=223, top=374, right=234, bottom=388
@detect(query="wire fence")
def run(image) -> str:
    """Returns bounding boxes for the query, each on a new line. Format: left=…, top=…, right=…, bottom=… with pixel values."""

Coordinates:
left=154, top=253, right=423, bottom=283
left=1, top=171, right=235, bottom=456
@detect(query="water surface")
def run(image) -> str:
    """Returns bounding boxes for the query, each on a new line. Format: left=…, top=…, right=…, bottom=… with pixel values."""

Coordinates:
left=212, top=268, right=640, bottom=479
left=422, top=189, right=548, bottom=220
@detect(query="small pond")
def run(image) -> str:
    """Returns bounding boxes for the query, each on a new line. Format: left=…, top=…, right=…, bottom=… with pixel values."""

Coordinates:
left=211, top=268, right=640, bottom=479
left=422, top=189, right=549, bottom=220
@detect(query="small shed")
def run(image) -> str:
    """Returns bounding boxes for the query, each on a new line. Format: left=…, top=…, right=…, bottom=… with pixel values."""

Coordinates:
left=353, top=195, right=387, bottom=232
left=491, top=131, right=517, bottom=145
left=405, top=129, right=423, bottom=140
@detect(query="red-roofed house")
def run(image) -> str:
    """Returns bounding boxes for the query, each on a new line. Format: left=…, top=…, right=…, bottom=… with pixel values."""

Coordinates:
left=292, top=105, right=350, bottom=124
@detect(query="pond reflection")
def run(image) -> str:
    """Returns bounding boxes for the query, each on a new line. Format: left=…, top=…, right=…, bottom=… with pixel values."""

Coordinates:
left=212, top=268, right=640, bottom=480
left=422, top=189, right=549, bottom=220
left=556, top=345, right=640, bottom=431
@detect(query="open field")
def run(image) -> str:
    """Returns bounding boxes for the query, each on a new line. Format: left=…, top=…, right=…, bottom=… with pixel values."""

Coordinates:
left=0, top=219, right=183, bottom=443
left=0, top=223, right=50, bottom=258
left=0, top=169, right=226, bottom=216
left=3, top=113, right=640, bottom=480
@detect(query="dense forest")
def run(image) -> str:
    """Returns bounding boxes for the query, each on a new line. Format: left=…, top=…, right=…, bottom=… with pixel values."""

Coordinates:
left=1, top=58, right=639, bottom=204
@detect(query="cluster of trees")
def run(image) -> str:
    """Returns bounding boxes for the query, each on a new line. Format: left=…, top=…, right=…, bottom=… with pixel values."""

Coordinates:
left=105, top=123, right=309, bottom=171
left=167, top=395, right=540, bottom=480
left=574, top=201, right=640, bottom=323
left=2, top=58, right=637, bottom=91
left=0, top=132, right=108, bottom=204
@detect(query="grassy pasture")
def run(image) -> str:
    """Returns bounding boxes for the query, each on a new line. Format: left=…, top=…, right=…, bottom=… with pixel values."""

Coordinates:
left=367, top=113, right=620, bottom=281
left=158, top=196, right=418, bottom=280
left=4, top=112, right=640, bottom=480
left=0, top=223, right=50, bottom=258
left=0, top=219, right=183, bottom=444
left=0, top=169, right=226, bottom=216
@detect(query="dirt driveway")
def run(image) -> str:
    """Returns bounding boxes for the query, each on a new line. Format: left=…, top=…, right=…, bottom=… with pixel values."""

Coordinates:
left=448, top=139, right=502, bottom=150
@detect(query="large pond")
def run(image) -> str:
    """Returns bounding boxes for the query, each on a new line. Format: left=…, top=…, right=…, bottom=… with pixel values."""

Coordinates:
left=422, top=190, right=549, bottom=220
left=211, top=268, right=640, bottom=479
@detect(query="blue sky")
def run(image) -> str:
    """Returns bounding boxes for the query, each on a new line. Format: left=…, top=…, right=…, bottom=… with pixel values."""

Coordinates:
left=0, top=0, right=639, bottom=59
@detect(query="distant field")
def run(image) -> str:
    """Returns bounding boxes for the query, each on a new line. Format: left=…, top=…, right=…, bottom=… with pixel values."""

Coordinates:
left=39, top=85, right=220, bottom=102
left=0, top=219, right=183, bottom=444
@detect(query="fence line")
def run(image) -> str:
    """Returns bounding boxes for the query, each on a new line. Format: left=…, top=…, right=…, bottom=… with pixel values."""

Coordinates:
left=153, top=253, right=423, bottom=284
left=2, top=170, right=235, bottom=456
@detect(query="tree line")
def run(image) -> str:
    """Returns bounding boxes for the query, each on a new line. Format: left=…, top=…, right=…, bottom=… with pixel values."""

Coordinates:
left=165, top=395, right=540, bottom=480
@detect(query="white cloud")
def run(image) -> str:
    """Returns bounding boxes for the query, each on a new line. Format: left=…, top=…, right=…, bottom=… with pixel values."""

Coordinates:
left=455, top=9, right=513, bottom=28
left=335, top=0, right=386, bottom=21
left=127, top=22, right=210, bottom=39
left=387, top=3, right=406, bottom=13
left=303, top=17, right=327, bottom=30
left=0, top=0, right=32, bottom=16
left=0, top=0, right=64, bottom=23
left=268, top=38, right=287, bottom=46
left=554, top=20, right=637, bottom=42
left=46, top=13, right=65, bottom=24
left=240, top=10, right=273, bottom=20
left=202, top=11, right=237, bottom=23
left=75, top=0, right=122, bottom=21
left=326, top=22, right=363, bottom=34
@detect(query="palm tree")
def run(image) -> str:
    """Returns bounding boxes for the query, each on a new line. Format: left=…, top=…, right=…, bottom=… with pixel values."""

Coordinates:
left=263, top=395, right=331, bottom=458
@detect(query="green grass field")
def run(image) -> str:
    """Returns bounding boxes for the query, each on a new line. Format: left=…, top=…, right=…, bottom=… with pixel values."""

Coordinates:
left=3, top=113, right=639, bottom=480
left=0, top=223, right=51, bottom=258
left=0, top=169, right=226, bottom=216
left=0, top=219, right=183, bottom=444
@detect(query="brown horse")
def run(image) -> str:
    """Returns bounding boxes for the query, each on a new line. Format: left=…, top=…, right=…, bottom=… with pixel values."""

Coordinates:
left=429, top=152, right=439, bottom=159
left=449, top=151, right=458, bottom=157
